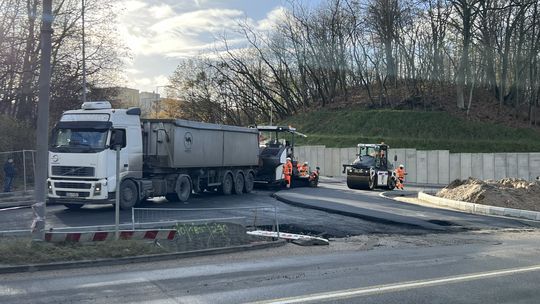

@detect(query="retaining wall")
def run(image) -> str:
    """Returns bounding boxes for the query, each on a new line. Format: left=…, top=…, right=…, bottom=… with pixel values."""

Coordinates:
left=295, top=146, right=540, bottom=185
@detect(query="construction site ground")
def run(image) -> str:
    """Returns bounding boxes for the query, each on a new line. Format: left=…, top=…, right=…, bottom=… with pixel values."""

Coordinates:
left=437, top=178, right=540, bottom=212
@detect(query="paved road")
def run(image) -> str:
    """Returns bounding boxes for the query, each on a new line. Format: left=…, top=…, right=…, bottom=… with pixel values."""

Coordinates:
left=275, top=183, right=539, bottom=231
left=1, top=181, right=536, bottom=235
left=2, top=230, right=540, bottom=303
left=0, top=188, right=426, bottom=237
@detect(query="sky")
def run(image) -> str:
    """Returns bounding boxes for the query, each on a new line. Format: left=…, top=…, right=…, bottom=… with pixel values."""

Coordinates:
left=115, top=0, right=306, bottom=94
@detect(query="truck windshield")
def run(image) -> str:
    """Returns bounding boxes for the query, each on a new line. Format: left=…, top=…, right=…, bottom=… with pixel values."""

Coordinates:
left=51, top=128, right=109, bottom=153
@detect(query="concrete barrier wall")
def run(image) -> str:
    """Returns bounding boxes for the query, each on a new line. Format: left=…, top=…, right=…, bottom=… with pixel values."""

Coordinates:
left=295, top=145, right=540, bottom=185
left=438, top=150, right=450, bottom=185
left=416, top=151, right=428, bottom=184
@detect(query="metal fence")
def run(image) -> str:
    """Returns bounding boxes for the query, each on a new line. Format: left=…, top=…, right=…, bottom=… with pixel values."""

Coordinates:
left=131, top=206, right=280, bottom=251
left=132, top=206, right=279, bottom=232
left=0, top=150, right=36, bottom=192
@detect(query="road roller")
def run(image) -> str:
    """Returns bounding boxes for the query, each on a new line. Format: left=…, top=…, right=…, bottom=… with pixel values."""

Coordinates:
left=342, top=143, right=397, bottom=190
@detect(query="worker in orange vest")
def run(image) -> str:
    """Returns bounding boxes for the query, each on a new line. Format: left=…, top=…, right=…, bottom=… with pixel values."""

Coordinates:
left=284, top=157, right=293, bottom=188
left=395, top=164, right=407, bottom=190
left=300, top=162, right=309, bottom=176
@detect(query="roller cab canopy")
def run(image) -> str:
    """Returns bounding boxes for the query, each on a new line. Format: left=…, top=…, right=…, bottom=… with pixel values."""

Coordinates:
left=253, top=125, right=307, bottom=138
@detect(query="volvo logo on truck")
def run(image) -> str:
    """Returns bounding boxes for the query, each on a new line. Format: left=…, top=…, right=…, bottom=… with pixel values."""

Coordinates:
left=184, top=132, right=193, bottom=150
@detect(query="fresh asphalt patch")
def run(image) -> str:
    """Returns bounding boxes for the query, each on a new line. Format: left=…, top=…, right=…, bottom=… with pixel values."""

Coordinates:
left=275, top=183, right=536, bottom=233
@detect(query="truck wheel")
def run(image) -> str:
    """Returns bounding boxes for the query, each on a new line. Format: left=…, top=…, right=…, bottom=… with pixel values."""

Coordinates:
left=175, top=175, right=192, bottom=202
left=120, top=179, right=139, bottom=210
left=64, top=203, right=83, bottom=210
left=244, top=171, right=255, bottom=193
left=233, top=172, right=244, bottom=195
left=220, top=173, right=233, bottom=195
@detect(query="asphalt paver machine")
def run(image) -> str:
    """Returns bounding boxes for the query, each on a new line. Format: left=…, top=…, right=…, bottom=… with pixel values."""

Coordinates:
left=254, top=126, right=319, bottom=188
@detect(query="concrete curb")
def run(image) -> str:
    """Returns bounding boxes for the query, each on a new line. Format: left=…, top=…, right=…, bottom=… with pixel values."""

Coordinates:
left=0, top=201, right=33, bottom=209
left=417, top=192, right=540, bottom=222
left=0, top=239, right=286, bottom=274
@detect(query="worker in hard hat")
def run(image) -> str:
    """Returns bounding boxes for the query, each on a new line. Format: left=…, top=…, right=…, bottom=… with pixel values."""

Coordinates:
left=283, top=157, right=293, bottom=188
left=395, top=164, right=407, bottom=190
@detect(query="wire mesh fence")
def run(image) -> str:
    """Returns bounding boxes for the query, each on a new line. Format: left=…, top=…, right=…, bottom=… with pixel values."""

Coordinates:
left=132, top=206, right=280, bottom=251
left=132, top=206, right=279, bottom=231
left=0, top=150, right=36, bottom=193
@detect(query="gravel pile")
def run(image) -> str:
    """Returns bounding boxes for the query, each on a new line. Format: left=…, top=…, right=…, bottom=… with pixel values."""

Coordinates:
left=437, top=178, right=540, bottom=211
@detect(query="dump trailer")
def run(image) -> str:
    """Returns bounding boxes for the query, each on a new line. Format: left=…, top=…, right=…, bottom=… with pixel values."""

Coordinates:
left=47, top=101, right=259, bottom=210
left=343, top=143, right=397, bottom=190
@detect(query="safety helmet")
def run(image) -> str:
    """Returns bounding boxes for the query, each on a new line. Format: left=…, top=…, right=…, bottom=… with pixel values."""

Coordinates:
left=286, top=157, right=291, bottom=160
left=304, top=162, right=308, bottom=165
left=399, top=164, right=404, bottom=168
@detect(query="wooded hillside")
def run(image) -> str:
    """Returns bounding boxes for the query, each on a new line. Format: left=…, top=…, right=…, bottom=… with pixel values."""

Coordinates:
left=163, top=0, right=540, bottom=130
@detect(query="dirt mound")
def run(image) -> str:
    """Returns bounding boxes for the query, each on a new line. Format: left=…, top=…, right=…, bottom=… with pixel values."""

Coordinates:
left=437, top=178, right=540, bottom=211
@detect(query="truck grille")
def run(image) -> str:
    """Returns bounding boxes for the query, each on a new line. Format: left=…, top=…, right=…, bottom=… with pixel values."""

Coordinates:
left=54, top=182, right=92, bottom=189
left=51, top=166, right=95, bottom=177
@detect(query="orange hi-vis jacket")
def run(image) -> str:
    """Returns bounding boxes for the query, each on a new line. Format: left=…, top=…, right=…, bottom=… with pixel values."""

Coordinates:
left=284, top=161, right=293, bottom=176
left=300, top=164, right=309, bottom=176
left=396, top=168, right=406, bottom=179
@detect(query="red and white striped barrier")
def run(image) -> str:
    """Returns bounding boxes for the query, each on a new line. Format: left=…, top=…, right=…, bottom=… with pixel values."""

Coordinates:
left=44, top=229, right=177, bottom=242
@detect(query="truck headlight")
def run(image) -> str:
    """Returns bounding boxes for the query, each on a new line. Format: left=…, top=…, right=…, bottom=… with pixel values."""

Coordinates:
left=94, top=183, right=102, bottom=196
left=48, top=181, right=52, bottom=194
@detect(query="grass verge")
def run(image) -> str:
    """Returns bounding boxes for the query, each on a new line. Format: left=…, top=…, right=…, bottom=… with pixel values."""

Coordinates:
left=0, top=238, right=168, bottom=265
left=281, top=109, right=540, bottom=152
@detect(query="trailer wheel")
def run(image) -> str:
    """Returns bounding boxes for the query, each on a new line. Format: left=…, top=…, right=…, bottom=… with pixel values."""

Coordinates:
left=220, top=173, right=233, bottom=195
left=244, top=171, right=255, bottom=193
left=64, top=203, right=83, bottom=210
left=120, top=179, right=139, bottom=210
left=175, top=174, right=192, bottom=202
left=233, top=171, right=244, bottom=195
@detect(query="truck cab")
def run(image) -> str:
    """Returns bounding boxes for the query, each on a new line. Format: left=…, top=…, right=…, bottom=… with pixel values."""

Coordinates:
left=47, top=101, right=142, bottom=209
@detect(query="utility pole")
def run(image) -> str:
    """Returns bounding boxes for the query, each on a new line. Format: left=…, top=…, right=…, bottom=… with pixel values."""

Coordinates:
left=81, top=0, right=87, bottom=103
left=114, top=144, right=121, bottom=240
left=32, top=0, right=53, bottom=241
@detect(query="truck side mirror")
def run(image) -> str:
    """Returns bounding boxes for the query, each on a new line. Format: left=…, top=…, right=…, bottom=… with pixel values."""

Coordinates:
left=110, top=129, right=126, bottom=149
left=394, top=155, right=398, bottom=162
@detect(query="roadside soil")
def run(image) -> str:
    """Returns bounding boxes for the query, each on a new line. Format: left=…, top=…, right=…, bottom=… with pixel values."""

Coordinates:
left=437, top=178, right=540, bottom=211
left=0, top=238, right=168, bottom=265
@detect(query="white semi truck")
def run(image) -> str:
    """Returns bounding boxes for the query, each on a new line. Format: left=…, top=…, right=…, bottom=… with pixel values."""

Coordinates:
left=47, top=101, right=259, bottom=209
